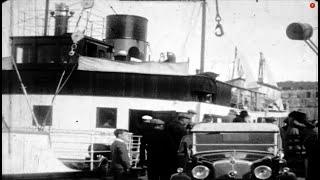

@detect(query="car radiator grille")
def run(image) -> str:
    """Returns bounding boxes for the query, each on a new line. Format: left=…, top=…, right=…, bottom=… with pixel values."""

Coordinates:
left=213, top=160, right=251, bottom=179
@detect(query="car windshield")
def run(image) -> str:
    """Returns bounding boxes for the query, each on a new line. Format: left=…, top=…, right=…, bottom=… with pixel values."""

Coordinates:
left=194, top=132, right=276, bottom=153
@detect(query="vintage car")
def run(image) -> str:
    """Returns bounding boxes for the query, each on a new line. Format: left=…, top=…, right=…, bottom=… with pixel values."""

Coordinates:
left=171, top=123, right=297, bottom=180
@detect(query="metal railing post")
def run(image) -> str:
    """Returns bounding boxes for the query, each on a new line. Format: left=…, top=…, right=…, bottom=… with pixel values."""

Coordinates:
left=90, top=131, right=94, bottom=171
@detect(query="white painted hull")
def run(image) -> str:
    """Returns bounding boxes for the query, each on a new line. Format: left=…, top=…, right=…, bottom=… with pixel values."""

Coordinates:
left=2, top=130, right=78, bottom=175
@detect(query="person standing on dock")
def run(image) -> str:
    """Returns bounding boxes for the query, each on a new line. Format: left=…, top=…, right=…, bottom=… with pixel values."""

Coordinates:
left=110, top=129, right=131, bottom=180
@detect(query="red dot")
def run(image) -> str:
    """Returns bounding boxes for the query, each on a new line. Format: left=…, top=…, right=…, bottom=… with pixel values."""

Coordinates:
left=310, top=3, right=315, bottom=8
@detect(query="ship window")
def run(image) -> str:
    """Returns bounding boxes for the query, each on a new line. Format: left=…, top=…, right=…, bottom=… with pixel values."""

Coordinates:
left=32, top=105, right=52, bottom=126
left=37, top=45, right=58, bottom=63
left=86, top=42, right=98, bottom=57
left=16, top=47, right=23, bottom=63
left=96, top=107, right=117, bottom=128
left=16, top=45, right=32, bottom=63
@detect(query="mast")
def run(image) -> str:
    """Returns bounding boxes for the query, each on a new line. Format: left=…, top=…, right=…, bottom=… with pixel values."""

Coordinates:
left=9, top=0, right=14, bottom=56
left=199, top=0, right=206, bottom=73
left=258, top=52, right=265, bottom=83
left=44, top=0, right=49, bottom=35
left=231, top=46, right=237, bottom=80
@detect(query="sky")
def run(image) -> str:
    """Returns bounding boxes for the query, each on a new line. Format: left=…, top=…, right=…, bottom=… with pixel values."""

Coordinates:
left=2, top=0, right=318, bottom=83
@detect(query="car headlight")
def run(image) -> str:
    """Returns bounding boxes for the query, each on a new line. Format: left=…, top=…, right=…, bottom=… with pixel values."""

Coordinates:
left=254, top=165, right=272, bottom=179
left=191, top=165, right=209, bottom=179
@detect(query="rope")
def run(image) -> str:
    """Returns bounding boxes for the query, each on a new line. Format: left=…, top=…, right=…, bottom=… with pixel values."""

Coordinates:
left=42, top=70, right=65, bottom=126
left=2, top=116, right=12, bottom=155
left=110, top=5, right=118, bottom=14
left=42, top=64, right=77, bottom=126
left=102, top=0, right=118, bottom=14
left=56, top=64, right=77, bottom=95
left=215, top=0, right=220, bottom=20
left=2, top=117, right=11, bottom=131
left=84, top=8, right=93, bottom=35
left=10, top=57, right=41, bottom=130
left=74, top=9, right=85, bottom=32
left=182, top=3, right=201, bottom=54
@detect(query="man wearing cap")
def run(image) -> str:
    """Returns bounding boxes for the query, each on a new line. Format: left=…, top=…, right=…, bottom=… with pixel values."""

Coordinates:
left=138, top=115, right=154, bottom=173
left=164, top=112, right=195, bottom=175
left=110, top=129, right=131, bottom=180
left=187, top=109, right=197, bottom=121
left=143, top=118, right=176, bottom=180
left=165, top=113, right=190, bottom=150
left=283, top=111, right=318, bottom=178
left=286, top=111, right=318, bottom=180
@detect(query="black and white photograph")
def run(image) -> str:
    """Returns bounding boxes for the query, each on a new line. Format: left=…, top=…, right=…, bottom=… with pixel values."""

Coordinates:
left=2, top=0, right=318, bottom=179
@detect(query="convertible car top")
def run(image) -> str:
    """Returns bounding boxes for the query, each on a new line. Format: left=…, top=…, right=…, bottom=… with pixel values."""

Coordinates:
left=191, top=123, right=279, bottom=133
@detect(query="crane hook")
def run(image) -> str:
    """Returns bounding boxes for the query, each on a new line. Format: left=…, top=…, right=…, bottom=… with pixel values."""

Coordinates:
left=215, top=23, right=224, bottom=37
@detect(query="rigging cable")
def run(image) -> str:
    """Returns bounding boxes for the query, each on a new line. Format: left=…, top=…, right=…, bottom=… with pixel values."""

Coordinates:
left=181, top=3, right=201, bottom=55
left=70, top=0, right=94, bottom=56
left=42, top=63, right=77, bottom=127
left=10, top=57, right=41, bottom=130
left=102, top=0, right=118, bottom=14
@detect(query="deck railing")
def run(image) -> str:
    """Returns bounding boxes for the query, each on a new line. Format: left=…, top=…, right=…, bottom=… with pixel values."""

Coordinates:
left=49, top=129, right=142, bottom=171
left=2, top=127, right=141, bottom=171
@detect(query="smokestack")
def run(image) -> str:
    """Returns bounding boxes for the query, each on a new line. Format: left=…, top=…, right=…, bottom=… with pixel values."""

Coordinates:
left=50, top=3, right=74, bottom=36
left=105, top=15, right=148, bottom=61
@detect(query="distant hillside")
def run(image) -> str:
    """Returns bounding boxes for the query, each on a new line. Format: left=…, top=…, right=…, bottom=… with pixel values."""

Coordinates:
left=277, top=81, right=318, bottom=90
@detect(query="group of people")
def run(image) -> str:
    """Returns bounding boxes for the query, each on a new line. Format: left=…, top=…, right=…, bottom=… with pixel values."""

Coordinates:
left=280, top=111, right=318, bottom=180
left=201, top=110, right=251, bottom=123
left=110, top=110, right=196, bottom=180
left=109, top=109, right=318, bottom=180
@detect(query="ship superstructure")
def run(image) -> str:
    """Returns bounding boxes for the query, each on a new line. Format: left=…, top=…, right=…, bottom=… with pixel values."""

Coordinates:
left=2, top=1, right=288, bottom=177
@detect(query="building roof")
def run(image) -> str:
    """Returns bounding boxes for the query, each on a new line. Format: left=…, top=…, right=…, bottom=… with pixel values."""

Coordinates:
left=277, top=81, right=318, bottom=90
left=257, top=81, right=280, bottom=91
left=225, top=77, right=246, bottom=83
left=222, top=81, right=265, bottom=95
left=192, top=123, right=279, bottom=133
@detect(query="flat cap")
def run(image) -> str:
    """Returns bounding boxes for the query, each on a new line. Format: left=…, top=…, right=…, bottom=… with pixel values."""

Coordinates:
left=150, top=119, right=165, bottom=125
left=187, top=110, right=197, bottom=114
left=178, top=113, right=192, bottom=119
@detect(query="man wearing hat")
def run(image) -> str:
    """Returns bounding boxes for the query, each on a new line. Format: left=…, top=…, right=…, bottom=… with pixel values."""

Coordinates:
left=283, top=111, right=317, bottom=179
left=110, top=129, right=131, bottom=180
left=143, top=117, right=176, bottom=180
left=289, top=111, right=317, bottom=180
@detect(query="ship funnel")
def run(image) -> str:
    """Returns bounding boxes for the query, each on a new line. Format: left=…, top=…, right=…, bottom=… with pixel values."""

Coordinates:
left=105, top=15, right=148, bottom=61
left=50, top=3, right=74, bottom=36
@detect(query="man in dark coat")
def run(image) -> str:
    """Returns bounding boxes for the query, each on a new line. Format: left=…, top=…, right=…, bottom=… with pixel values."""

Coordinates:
left=283, top=111, right=318, bottom=179
left=233, top=110, right=249, bottom=122
left=287, top=111, right=317, bottom=180
left=165, top=113, right=189, bottom=152
left=301, top=124, right=318, bottom=180
left=144, top=120, right=176, bottom=180
left=110, top=129, right=131, bottom=180
left=163, top=112, right=193, bottom=177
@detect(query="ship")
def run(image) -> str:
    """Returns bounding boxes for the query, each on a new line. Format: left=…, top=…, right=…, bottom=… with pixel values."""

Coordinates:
left=2, top=1, right=288, bottom=179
